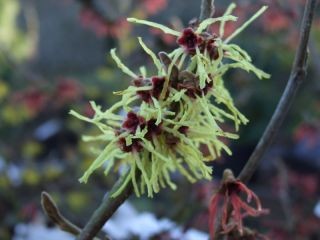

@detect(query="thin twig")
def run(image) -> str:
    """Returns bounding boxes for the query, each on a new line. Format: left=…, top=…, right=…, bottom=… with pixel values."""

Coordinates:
left=238, top=0, right=318, bottom=184
left=41, top=192, right=108, bottom=240
left=200, top=0, right=214, bottom=22
left=41, top=192, right=82, bottom=235
left=76, top=173, right=134, bottom=240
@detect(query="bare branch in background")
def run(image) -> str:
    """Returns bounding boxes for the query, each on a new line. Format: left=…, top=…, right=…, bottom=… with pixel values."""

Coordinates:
left=41, top=191, right=111, bottom=240
left=238, top=0, right=318, bottom=184
left=41, top=192, right=82, bottom=236
left=200, top=0, right=214, bottom=21
left=213, top=1, right=318, bottom=238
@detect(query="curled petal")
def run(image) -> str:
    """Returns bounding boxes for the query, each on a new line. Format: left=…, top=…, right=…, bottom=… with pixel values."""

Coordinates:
left=127, top=18, right=180, bottom=36
left=209, top=193, right=222, bottom=237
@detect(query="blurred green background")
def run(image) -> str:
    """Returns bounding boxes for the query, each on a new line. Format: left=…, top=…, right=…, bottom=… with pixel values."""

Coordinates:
left=0, top=0, right=320, bottom=239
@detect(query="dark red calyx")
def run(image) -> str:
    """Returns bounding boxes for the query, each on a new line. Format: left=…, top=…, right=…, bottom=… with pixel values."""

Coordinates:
left=206, top=39, right=220, bottom=60
left=118, top=137, right=143, bottom=153
left=144, top=119, right=162, bottom=140
left=122, top=111, right=145, bottom=133
left=165, top=133, right=180, bottom=147
left=198, top=37, right=220, bottom=60
left=177, top=28, right=203, bottom=55
left=151, top=76, right=165, bottom=99
left=133, top=76, right=166, bottom=102
left=133, top=77, right=152, bottom=102
left=178, top=126, right=189, bottom=135
left=132, top=76, right=151, bottom=87
left=137, top=90, right=152, bottom=102
left=177, top=80, right=199, bottom=99
left=177, top=72, right=214, bottom=98
left=203, top=80, right=214, bottom=95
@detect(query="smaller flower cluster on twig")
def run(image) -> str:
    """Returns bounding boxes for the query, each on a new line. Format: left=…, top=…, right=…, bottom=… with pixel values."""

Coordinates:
left=209, top=169, right=269, bottom=239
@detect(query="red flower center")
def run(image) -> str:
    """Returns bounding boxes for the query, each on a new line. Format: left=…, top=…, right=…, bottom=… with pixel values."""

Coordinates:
left=119, top=112, right=164, bottom=153
left=177, top=28, right=203, bottom=55
left=122, top=111, right=145, bottom=133
left=133, top=76, right=166, bottom=102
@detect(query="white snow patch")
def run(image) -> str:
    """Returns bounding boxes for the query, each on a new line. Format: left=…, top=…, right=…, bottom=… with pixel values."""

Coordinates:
left=13, top=223, right=73, bottom=240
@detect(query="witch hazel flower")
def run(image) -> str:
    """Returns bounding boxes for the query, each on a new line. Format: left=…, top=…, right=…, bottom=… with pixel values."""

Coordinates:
left=128, top=4, right=269, bottom=87
left=209, top=170, right=269, bottom=239
left=70, top=46, right=216, bottom=198
left=111, top=48, right=238, bottom=160
left=128, top=3, right=270, bottom=129
left=70, top=3, right=270, bottom=199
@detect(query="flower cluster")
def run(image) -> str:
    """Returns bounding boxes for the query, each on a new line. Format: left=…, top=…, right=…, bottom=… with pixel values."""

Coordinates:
left=209, top=170, right=269, bottom=238
left=71, top=3, right=269, bottom=198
